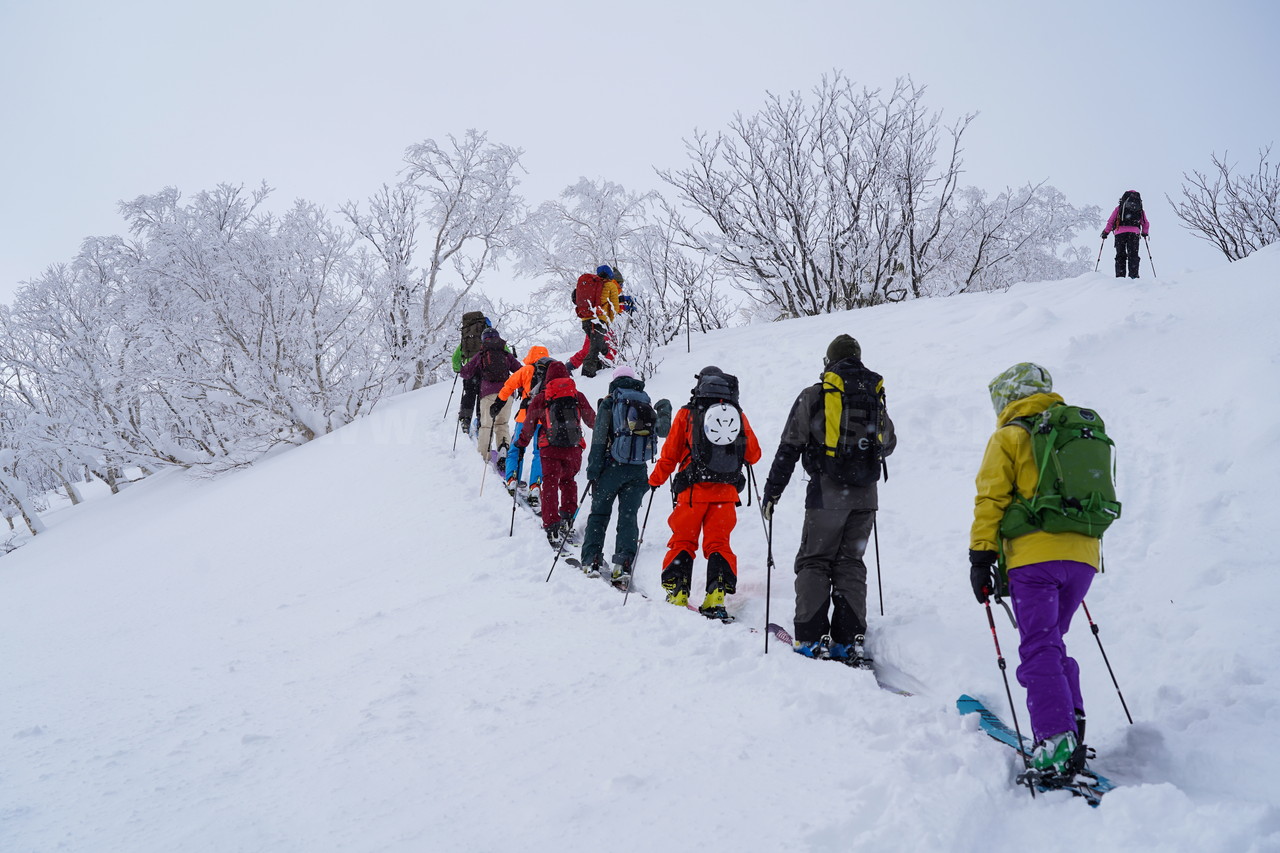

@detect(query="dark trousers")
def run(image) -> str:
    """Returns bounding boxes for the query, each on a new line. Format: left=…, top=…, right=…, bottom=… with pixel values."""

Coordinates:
left=580, top=464, right=648, bottom=568
left=458, top=374, right=481, bottom=424
left=793, top=508, right=875, bottom=644
left=1114, top=232, right=1141, bottom=278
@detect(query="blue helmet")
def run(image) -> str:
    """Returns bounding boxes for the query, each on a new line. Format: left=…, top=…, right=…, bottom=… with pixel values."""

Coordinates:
left=596, top=265, right=613, bottom=279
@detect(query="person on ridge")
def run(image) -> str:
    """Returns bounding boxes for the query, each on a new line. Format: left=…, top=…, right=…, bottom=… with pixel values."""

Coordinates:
left=494, top=345, right=553, bottom=507
left=1100, top=190, right=1150, bottom=279
left=568, top=265, right=623, bottom=378
left=516, top=360, right=596, bottom=547
left=580, top=366, right=672, bottom=582
left=451, top=311, right=490, bottom=436
left=761, top=334, right=896, bottom=666
left=969, top=362, right=1102, bottom=777
left=648, top=366, right=761, bottom=619
left=460, top=327, right=521, bottom=463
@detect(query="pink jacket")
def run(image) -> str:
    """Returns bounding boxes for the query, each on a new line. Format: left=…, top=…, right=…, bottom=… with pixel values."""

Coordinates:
left=1104, top=206, right=1150, bottom=237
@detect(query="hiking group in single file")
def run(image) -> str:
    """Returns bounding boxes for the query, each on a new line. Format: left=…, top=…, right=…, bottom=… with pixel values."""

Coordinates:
left=449, top=223, right=1128, bottom=797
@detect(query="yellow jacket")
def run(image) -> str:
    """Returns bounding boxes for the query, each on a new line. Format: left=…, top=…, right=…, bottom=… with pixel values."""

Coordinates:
left=970, top=392, right=1100, bottom=571
left=597, top=278, right=621, bottom=324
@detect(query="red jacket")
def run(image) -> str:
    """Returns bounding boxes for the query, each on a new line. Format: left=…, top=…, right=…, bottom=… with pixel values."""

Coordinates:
left=516, top=361, right=596, bottom=450
left=649, top=405, right=761, bottom=503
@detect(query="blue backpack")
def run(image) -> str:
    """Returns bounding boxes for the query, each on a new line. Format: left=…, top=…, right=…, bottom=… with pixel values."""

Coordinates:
left=608, top=387, right=658, bottom=464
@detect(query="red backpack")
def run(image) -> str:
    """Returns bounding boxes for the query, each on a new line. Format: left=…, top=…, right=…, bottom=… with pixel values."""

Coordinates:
left=573, top=274, right=604, bottom=320
left=542, top=378, right=583, bottom=446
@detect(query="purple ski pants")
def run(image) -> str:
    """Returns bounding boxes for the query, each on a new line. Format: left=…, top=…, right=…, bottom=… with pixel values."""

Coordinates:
left=1007, top=560, right=1096, bottom=743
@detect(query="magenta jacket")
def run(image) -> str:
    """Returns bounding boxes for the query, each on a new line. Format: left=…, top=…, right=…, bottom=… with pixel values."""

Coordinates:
left=1104, top=206, right=1150, bottom=237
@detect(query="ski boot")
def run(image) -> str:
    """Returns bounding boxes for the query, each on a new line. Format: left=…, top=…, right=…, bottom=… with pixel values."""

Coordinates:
left=793, top=635, right=831, bottom=659
left=698, top=588, right=733, bottom=622
left=828, top=634, right=873, bottom=670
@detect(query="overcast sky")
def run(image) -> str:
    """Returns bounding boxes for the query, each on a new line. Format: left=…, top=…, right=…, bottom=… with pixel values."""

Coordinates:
left=2, top=0, right=1277, bottom=304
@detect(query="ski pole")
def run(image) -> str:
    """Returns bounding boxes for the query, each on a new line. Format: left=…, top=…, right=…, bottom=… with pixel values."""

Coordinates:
left=873, top=513, right=884, bottom=617
left=546, top=480, right=594, bottom=582
left=1094, top=236, right=1106, bottom=272
left=1143, top=235, right=1157, bottom=278
left=764, top=512, right=776, bottom=655
left=1080, top=600, right=1133, bottom=725
left=625, top=485, right=658, bottom=606
left=982, top=597, right=1035, bottom=794
left=452, top=416, right=462, bottom=453
left=443, top=371, right=460, bottom=420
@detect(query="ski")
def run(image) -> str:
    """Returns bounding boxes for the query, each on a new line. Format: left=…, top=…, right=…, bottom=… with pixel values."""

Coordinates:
left=956, top=694, right=1114, bottom=807
left=768, top=623, right=914, bottom=696
left=687, top=603, right=735, bottom=623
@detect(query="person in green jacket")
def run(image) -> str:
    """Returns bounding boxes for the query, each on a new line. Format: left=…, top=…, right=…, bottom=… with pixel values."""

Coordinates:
left=580, top=366, right=671, bottom=582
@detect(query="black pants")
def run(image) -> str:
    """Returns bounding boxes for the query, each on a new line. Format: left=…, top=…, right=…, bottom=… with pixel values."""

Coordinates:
left=1114, top=232, right=1141, bottom=278
left=793, top=508, right=875, bottom=644
left=458, top=374, right=481, bottom=424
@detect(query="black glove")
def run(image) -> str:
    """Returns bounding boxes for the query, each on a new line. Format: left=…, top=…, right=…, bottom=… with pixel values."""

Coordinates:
left=565, top=364, right=575, bottom=376
left=969, top=549, right=998, bottom=603
left=761, top=494, right=780, bottom=522
left=1100, top=230, right=1109, bottom=240
left=489, top=398, right=505, bottom=419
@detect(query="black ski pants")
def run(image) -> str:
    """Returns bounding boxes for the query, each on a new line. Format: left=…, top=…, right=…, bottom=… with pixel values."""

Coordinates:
left=1114, top=232, right=1141, bottom=278
left=793, top=507, right=875, bottom=644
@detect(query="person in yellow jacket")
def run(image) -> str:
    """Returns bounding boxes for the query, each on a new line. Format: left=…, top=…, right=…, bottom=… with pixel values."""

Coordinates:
left=969, top=362, right=1099, bottom=777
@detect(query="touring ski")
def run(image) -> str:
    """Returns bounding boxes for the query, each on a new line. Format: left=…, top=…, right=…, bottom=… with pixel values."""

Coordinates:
left=956, top=694, right=1114, bottom=806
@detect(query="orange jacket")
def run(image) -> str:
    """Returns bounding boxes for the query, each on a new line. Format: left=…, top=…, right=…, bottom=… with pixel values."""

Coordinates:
left=498, top=346, right=551, bottom=423
left=649, top=406, right=762, bottom=504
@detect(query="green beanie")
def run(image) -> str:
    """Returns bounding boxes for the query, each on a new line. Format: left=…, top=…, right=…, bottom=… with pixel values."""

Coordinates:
left=988, top=362, right=1053, bottom=415
left=825, top=334, right=862, bottom=366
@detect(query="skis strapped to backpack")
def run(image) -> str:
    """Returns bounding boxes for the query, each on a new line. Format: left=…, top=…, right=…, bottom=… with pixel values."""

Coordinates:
left=1000, top=405, right=1121, bottom=540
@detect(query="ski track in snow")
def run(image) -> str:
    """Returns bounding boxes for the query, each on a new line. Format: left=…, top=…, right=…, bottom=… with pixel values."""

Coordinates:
left=4, top=248, right=1280, bottom=852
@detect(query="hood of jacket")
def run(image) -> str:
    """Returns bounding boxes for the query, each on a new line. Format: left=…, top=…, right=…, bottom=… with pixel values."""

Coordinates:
left=996, top=391, right=1066, bottom=428
left=522, top=345, right=550, bottom=364
left=606, top=375, right=645, bottom=394
left=544, top=360, right=571, bottom=384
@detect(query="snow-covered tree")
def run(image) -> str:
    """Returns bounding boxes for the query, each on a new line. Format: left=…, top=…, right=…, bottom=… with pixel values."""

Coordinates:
left=1170, top=145, right=1279, bottom=260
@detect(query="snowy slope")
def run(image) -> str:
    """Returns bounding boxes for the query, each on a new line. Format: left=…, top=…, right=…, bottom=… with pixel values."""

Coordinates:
left=4, top=249, right=1279, bottom=853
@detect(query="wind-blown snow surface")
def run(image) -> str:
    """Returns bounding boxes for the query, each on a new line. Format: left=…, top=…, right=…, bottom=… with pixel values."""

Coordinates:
left=5, top=250, right=1280, bottom=852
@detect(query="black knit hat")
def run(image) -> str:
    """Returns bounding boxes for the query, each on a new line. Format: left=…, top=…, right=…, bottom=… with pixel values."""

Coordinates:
left=825, top=334, right=861, bottom=365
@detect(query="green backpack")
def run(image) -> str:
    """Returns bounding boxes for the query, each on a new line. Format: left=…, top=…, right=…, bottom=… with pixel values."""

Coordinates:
left=999, top=405, right=1122, bottom=540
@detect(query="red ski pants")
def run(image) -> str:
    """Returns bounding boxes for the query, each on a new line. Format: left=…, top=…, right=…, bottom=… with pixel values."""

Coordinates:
left=660, top=500, right=739, bottom=576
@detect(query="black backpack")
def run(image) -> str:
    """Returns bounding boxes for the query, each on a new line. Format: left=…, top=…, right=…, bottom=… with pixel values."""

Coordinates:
left=808, top=361, right=887, bottom=487
left=478, top=338, right=510, bottom=383
left=459, top=311, right=487, bottom=361
left=542, top=377, right=583, bottom=447
left=1118, top=191, right=1143, bottom=227
left=675, top=372, right=747, bottom=494
left=523, top=357, right=555, bottom=409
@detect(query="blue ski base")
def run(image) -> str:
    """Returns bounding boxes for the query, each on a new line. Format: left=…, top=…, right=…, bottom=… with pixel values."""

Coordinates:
left=957, top=694, right=1114, bottom=806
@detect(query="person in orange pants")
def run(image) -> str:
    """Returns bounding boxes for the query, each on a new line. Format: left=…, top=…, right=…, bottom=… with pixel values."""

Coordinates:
left=648, top=366, right=761, bottom=618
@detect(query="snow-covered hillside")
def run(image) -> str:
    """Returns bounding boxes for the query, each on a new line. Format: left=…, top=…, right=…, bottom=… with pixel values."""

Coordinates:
left=4, top=250, right=1279, bottom=852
